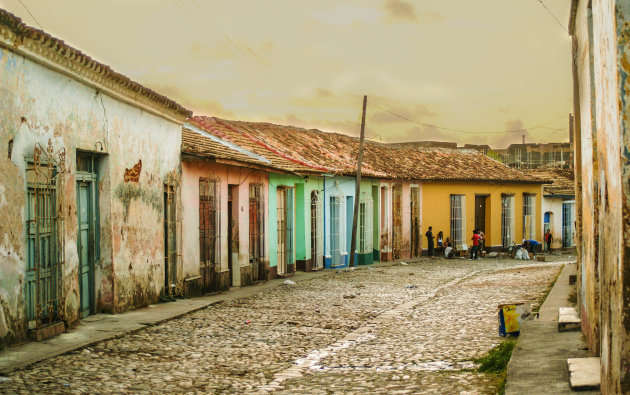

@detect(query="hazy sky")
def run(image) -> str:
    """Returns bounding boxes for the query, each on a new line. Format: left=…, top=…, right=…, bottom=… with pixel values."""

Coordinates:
left=0, top=0, right=572, bottom=147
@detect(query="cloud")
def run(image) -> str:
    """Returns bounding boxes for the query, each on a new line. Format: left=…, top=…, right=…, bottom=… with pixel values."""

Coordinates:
left=149, top=84, right=235, bottom=118
left=494, top=119, right=528, bottom=147
left=383, top=0, right=417, bottom=22
left=312, top=5, right=382, bottom=27
left=398, top=126, right=454, bottom=143
left=315, top=88, right=334, bottom=98
left=498, top=106, right=510, bottom=114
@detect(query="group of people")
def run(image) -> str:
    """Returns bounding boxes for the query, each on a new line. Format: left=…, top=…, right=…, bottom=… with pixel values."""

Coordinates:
left=423, top=226, right=555, bottom=260
left=424, top=226, right=485, bottom=260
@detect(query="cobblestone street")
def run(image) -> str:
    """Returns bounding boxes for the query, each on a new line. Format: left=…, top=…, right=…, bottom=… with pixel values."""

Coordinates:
left=1, top=257, right=570, bottom=394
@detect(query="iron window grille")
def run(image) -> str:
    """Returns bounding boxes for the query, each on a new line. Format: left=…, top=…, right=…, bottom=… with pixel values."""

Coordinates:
left=164, top=170, right=182, bottom=296
left=249, top=184, right=264, bottom=261
left=562, top=201, right=575, bottom=247
left=26, top=140, right=66, bottom=328
left=277, top=187, right=294, bottom=274
left=392, top=184, right=403, bottom=259
left=450, top=195, right=466, bottom=249
left=199, top=177, right=221, bottom=292
left=310, top=190, right=324, bottom=270
left=329, top=184, right=346, bottom=268
left=358, top=192, right=373, bottom=254
left=502, top=195, right=515, bottom=248
left=522, top=194, right=536, bottom=241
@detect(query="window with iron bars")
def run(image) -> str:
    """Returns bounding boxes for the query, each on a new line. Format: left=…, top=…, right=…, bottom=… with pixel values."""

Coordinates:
left=249, top=184, right=264, bottom=261
left=311, top=191, right=323, bottom=270
left=501, top=195, right=514, bottom=248
left=450, top=195, right=465, bottom=249
left=522, top=194, right=536, bottom=240
left=562, top=201, right=574, bottom=247
left=358, top=193, right=373, bottom=254
left=199, top=178, right=221, bottom=274
left=330, top=195, right=345, bottom=267
left=277, top=187, right=294, bottom=274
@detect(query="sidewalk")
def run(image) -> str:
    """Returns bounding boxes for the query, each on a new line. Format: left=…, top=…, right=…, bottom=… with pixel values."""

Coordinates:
left=505, top=262, right=598, bottom=394
left=0, top=265, right=358, bottom=375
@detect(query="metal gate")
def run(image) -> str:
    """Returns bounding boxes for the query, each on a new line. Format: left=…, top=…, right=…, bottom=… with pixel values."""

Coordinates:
left=199, top=178, right=221, bottom=293
left=26, top=139, right=66, bottom=329
left=249, top=184, right=264, bottom=281
left=164, top=170, right=182, bottom=297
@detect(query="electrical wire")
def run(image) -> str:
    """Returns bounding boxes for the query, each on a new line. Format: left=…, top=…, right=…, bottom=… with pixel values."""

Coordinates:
left=535, top=0, right=569, bottom=34
left=370, top=102, right=568, bottom=135
left=16, top=0, right=43, bottom=30
left=187, top=0, right=275, bottom=83
left=174, top=0, right=270, bottom=88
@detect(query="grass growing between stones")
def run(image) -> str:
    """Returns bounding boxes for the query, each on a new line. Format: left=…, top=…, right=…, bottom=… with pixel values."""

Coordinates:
left=475, top=338, right=517, bottom=394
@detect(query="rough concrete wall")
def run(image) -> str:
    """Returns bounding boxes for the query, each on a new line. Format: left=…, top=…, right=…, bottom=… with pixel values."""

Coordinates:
left=0, top=44, right=182, bottom=346
left=591, top=0, right=630, bottom=391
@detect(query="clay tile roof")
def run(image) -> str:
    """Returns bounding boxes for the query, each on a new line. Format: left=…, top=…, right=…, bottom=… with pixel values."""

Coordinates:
left=522, top=168, right=575, bottom=196
left=185, top=117, right=328, bottom=174
left=0, top=9, right=191, bottom=119
left=191, top=117, right=546, bottom=184
left=182, top=127, right=272, bottom=168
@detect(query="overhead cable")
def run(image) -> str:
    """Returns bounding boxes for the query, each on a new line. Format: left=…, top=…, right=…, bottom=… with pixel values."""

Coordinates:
left=370, top=103, right=568, bottom=135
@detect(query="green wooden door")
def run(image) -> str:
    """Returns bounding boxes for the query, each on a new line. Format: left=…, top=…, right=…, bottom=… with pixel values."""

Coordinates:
left=77, top=181, right=93, bottom=317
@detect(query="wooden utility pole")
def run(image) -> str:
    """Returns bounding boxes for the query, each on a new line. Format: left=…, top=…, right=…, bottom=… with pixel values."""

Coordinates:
left=349, top=95, right=367, bottom=268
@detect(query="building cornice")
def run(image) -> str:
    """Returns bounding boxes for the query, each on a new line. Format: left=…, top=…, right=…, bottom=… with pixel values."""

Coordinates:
left=0, top=9, right=192, bottom=124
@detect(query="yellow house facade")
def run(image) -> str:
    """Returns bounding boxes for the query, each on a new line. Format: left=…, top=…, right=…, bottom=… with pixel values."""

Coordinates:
left=421, top=182, right=543, bottom=251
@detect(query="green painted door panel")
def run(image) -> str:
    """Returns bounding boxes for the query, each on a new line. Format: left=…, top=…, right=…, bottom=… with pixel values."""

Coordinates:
left=77, top=181, right=93, bottom=317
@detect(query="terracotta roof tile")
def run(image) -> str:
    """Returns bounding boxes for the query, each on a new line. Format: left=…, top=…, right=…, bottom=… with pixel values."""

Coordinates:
left=188, top=117, right=546, bottom=184
left=522, top=168, right=574, bottom=196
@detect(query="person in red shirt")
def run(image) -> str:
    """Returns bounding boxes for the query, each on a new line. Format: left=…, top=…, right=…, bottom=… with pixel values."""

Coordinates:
left=470, top=229, right=481, bottom=260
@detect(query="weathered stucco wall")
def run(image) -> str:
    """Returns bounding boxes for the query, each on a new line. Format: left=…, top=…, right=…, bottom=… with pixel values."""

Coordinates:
left=573, top=0, right=602, bottom=356
left=181, top=161, right=269, bottom=287
left=601, top=1, right=630, bottom=391
left=0, top=42, right=182, bottom=347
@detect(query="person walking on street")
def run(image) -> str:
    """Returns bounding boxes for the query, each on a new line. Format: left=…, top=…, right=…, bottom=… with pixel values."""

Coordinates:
left=425, top=226, right=434, bottom=257
left=545, top=229, right=553, bottom=251
left=470, top=229, right=481, bottom=260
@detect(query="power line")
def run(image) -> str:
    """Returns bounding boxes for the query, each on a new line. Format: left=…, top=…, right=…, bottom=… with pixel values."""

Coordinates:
left=16, top=0, right=43, bottom=30
left=370, top=102, right=568, bottom=135
left=173, top=0, right=270, bottom=87
left=535, top=0, right=569, bottom=34
left=187, top=0, right=274, bottom=82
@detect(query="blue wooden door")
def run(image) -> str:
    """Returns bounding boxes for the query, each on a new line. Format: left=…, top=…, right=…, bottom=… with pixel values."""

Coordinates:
left=77, top=181, right=93, bottom=317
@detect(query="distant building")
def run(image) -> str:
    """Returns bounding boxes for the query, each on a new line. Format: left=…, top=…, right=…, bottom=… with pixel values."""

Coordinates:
left=497, top=143, right=572, bottom=169
left=389, top=141, right=458, bottom=149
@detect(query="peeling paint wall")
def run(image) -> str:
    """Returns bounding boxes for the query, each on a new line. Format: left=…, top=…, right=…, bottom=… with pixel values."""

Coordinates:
left=574, top=0, right=602, bottom=357
left=573, top=0, right=630, bottom=391
left=0, top=44, right=183, bottom=347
